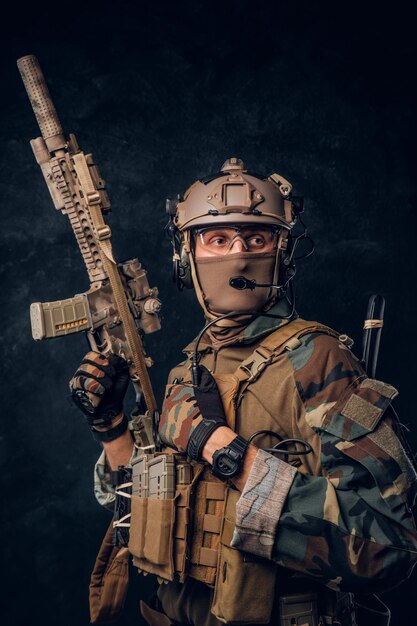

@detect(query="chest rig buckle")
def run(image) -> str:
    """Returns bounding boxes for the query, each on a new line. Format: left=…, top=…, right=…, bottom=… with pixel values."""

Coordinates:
left=239, top=345, right=275, bottom=384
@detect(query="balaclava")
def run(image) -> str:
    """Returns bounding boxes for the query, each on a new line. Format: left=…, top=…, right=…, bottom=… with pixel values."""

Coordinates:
left=194, top=249, right=278, bottom=346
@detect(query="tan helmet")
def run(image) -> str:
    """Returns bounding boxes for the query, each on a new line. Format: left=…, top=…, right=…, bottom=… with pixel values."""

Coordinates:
left=174, top=157, right=296, bottom=232
left=166, top=157, right=303, bottom=299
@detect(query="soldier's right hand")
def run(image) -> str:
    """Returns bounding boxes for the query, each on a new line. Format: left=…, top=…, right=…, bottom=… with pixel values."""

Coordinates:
left=69, top=351, right=130, bottom=429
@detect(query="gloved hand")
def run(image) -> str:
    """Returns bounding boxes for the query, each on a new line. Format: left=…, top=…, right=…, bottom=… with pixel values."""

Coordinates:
left=69, top=351, right=130, bottom=440
left=159, top=365, right=227, bottom=460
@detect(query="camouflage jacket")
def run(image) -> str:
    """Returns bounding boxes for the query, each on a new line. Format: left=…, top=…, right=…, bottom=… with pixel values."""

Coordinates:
left=95, top=303, right=417, bottom=594
left=167, top=305, right=417, bottom=594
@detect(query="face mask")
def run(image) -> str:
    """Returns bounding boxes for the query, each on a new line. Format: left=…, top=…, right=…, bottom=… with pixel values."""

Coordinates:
left=195, top=251, right=277, bottom=315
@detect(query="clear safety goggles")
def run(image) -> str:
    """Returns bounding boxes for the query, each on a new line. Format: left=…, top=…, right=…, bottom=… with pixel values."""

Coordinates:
left=194, top=225, right=279, bottom=255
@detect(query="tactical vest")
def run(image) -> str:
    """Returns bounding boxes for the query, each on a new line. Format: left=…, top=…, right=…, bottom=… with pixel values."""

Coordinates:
left=155, top=319, right=350, bottom=624
left=185, top=319, right=341, bottom=593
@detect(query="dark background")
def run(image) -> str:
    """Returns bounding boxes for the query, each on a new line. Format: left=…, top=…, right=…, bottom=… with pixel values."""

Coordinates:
left=1, top=1, right=416, bottom=624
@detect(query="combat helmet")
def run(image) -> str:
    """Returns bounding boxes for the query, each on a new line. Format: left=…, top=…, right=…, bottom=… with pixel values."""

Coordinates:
left=166, top=157, right=304, bottom=297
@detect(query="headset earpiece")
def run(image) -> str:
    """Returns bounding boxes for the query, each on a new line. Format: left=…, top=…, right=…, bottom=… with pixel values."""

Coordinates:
left=177, top=245, right=193, bottom=290
left=166, top=197, right=194, bottom=291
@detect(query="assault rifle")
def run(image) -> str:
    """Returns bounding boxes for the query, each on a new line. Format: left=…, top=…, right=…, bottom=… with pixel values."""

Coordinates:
left=18, top=55, right=160, bottom=449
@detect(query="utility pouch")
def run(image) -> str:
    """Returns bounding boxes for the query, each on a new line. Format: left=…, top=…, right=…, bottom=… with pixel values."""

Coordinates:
left=211, top=487, right=277, bottom=624
left=130, top=494, right=180, bottom=576
left=129, top=453, right=197, bottom=583
left=129, top=495, right=148, bottom=559
left=129, top=454, right=177, bottom=581
left=89, top=518, right=129, bottom=624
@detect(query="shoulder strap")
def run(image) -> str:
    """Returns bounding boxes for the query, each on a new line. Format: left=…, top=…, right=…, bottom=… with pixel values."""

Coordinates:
left=236, top=318, right=341, bottom=386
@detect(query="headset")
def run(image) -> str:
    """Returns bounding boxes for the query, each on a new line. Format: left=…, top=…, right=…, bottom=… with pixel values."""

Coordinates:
left=165, top=181, right=311, bottom=294
left=166, top=196, right=194, bottom=290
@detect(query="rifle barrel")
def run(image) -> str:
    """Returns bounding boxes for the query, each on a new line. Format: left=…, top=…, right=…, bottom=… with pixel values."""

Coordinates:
left=17, top=55, right=66, bottom=152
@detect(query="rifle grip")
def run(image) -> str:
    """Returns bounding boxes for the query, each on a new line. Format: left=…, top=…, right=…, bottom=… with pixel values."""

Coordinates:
left=17, top=55, right=66, bottom=152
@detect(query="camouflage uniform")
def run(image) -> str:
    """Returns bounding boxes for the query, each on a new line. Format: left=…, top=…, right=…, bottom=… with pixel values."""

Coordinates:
left=95, top=303, right=417, bottom=625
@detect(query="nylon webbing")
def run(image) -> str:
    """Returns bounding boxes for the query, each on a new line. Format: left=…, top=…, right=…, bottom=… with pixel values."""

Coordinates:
left=188, top=468, right=226, bottom=586
left=236, top=318, right=341, bottom=387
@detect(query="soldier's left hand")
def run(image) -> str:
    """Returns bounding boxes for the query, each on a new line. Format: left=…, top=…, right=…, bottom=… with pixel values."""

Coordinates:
left=159, top=366, right=227, bottom=459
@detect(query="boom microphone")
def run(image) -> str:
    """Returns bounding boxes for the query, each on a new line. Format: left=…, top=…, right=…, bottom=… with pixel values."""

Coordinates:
left=229, top=276, right=281, bottom=290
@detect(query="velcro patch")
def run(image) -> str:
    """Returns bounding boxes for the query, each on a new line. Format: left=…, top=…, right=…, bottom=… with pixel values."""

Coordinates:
left=321, top=377, right=399, bottom=441
left=361, top=378, right=398, bottom=400
left=341, top=394, right=382, bottom=431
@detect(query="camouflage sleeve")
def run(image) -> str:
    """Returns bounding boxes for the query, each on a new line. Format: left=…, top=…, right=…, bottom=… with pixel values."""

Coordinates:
left=93, top=445, right=141, bottom=510
left=231, top=333, right=417, bottom=593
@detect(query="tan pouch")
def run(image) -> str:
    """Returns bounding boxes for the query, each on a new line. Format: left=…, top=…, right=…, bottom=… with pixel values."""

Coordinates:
left=130, top=495, right=176, bottom=581
left=144, top=498, right=176, bottom=565
left=211, top=488, right=277, bottom=624
left=129, top=495, right=148, bottom=559
left=89, top=518, right=129, bottom=624
left=130, top=456, right=202, bottom=583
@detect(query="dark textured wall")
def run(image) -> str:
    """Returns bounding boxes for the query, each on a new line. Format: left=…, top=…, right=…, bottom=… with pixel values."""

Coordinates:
left=1, top=2, right=416, bottom=625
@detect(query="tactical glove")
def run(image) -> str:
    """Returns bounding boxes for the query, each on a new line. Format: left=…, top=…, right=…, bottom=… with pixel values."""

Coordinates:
left=70, top=351, right=130, bottom=441
left=159, top=366, right=227, bottom=460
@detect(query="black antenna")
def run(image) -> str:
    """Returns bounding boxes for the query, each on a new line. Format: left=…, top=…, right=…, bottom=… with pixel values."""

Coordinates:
left=361, top=294, right=385, bottom=378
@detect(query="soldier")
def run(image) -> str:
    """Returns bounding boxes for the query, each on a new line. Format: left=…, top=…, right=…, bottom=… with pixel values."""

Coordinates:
left=71, top=158, right=417, bottom=626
